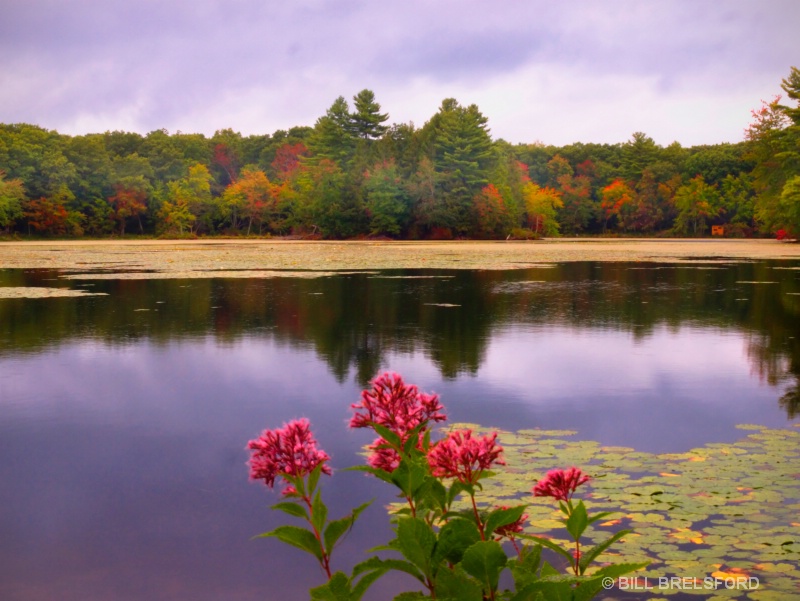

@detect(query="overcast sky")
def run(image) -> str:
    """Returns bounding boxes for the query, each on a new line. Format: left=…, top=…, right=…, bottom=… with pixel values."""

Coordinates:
left=2, top=0, right=798, bottom=147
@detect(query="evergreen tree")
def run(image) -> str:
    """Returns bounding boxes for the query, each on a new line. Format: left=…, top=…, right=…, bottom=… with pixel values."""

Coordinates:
left=424, top=98, right=495, bottom=235
left=307, top=97, right=357, bottom=167
left=351, top=89, right=389, bottom=140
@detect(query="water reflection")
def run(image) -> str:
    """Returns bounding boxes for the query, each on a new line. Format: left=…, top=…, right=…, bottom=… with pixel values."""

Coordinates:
left=0, top=262, right=798, bottom=600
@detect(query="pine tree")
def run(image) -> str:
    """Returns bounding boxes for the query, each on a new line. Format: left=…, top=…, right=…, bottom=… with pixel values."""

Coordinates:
left=422, top=99, right=496, bottom=235
left=351, top=89, right=389, bottom=140
left=307, top=97, right=357, bottom=167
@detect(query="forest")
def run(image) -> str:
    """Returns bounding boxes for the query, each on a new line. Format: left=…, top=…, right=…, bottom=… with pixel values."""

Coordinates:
left=0, top=68, right=798, bottom=240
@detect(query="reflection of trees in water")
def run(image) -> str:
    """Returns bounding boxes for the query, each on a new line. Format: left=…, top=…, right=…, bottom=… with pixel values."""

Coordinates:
left=1, top=262, right=799, bottom=414
left=747, top=335, right=800, bottom=419
left=780, top=385, right=800, bottom=418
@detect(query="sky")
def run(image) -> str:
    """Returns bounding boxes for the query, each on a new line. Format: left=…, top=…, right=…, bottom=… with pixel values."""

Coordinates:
left=1, top=0, right=799, bottom=147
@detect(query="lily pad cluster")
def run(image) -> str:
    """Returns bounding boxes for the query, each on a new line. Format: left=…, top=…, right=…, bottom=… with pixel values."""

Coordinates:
left=454, top=423, right=800, bottom=599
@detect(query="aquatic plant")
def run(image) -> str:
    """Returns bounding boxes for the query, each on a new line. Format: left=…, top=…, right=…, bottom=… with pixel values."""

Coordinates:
left=247, top=372, right=646, bottom=600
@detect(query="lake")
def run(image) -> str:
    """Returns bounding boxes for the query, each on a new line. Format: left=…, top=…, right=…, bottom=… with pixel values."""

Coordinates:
left=1, top=261, right=799, bottom=600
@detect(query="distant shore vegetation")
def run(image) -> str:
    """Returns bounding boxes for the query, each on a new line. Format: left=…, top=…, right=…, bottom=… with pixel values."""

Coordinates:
left=1, top=69, right=799, bottom=241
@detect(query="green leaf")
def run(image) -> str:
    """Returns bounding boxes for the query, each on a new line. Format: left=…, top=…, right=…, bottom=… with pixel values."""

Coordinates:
left=447, top=480, right=471, bottom=506
left=353, top=556, right=425, bottom=584
left=395, top=517, right=437, bottom=578
left=565, top=500, right=588, bottom=541
left=402, top=423, right=425, bottom=454
left=414, top=476, right=447, bottom=515
left=324, top=500, right=372, bottom=555
left=343, top=464, right=395, bottom=484
left=577, top=529, right=630, bottom=574
left=370, top=422, right=402, bottom=448
left=435, top=565, right=483, bottom=601
left=514, top=581, right=575, bottom=601
left=460, top=540, right=508, bottom=594
left=392, top=593, right=428, bottom=601
left=270, top=501, right=308, bottom=520
left=517, top=534, right=574, bottom=564
left=484, top=505, right=527, bottom=539
left=257, top=525, right=322, bottom=561
left=351, top=566, right=389, bottom=601
left=390, top=460, right=428, bottom=498
left=308, top=462, right=324, bottom=495
left=434, top=519, right=481, bottom=565
left=586, top=511, right=615, bottom=525
left=508, top=544, right=542, bottom=589
left=309, top=571, right=351, bottom=601
left=540, top=561, right=560, bottom=578
left=311, top=490, right=327, bottom=536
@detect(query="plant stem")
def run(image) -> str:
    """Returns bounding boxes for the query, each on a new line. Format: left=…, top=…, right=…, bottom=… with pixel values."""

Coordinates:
left=470, top=493, right=485, bottom=540
left=303, top=495, right=332, bottom=580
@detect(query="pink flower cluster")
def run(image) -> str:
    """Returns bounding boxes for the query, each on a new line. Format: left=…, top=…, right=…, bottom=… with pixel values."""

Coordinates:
left=350, top=372, right=445, bottom=433
left=350, top=372, right=445, bottom=472
left=247, top=418, right=331, bottom=495
left=532, top=467, right=590, bottom=502
left=427, top=429, right=505, bottom=484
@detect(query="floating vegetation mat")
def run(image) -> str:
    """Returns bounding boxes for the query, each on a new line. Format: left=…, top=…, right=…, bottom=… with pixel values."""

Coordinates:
left=59, top=270, right=348, bottom=280
left=449, top=423, right=800, bottom=599
left=0, top=286, right=108, bottom=298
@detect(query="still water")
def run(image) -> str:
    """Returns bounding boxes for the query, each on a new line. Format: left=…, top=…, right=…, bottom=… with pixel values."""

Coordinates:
left=1, top=262, right=798, bottom=600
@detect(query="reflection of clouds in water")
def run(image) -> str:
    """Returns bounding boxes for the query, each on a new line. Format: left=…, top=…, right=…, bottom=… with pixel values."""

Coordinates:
left=479, top=326, right=756, bottom=401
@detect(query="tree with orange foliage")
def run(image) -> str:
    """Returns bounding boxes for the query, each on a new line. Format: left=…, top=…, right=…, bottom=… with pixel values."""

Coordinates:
left=24, top=186, right=83, bottom=236
left=472, top=184, right=512, bottom=238
left=221, top=167, right=276, bottom=235
left=599, top=179, right=636, bottom=232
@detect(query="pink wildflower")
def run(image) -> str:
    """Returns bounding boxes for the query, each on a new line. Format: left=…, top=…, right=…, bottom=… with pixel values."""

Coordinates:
left=493, top=506, right=528, bottom=539
left=366, top=438, right=401, bottom=472
left=247, top=418, right=331, bottom=495
left=427, top=429, right=505, bottom=484
left=366, top=431, right=427, bottom=472
left=532, top=467, right=590, bottom=502
left=350, top=372, right=445, bottom=437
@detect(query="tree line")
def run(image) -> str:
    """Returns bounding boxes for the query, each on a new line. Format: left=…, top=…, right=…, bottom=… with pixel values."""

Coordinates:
left=1, top=70, right=799, bottom=240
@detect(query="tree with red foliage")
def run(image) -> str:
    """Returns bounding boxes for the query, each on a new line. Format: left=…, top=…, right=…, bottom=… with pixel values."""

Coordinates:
left=271, top=142, right=308, bottom=181
left=108, top=180, right=147, bottom=235
left=24, top=186, right=82, bottom=236
left=212, top=143, right=239, bottom=184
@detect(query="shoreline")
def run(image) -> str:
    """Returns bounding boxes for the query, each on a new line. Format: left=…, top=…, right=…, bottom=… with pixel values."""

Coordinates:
left=0, top=238, right=798, bottom=275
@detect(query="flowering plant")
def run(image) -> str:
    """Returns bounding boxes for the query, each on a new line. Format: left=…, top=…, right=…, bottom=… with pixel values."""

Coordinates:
left=248, top=372, right=647, bottom=600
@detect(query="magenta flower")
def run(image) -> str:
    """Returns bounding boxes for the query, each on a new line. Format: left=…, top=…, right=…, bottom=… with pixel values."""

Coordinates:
left=427, top=429, right=505, bottom=484
left=350, top=372, right=445, bottom=437
left=366, top=439, right=402, bottom=472
left=365, top=430, right=427, bottom=472
left=247, top=418, right=331, bottom=495
left=532, top=467, right=590, bottom=502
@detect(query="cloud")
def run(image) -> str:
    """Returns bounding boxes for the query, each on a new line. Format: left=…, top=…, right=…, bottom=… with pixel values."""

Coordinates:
left=1, top=0, right=799, bottom=145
